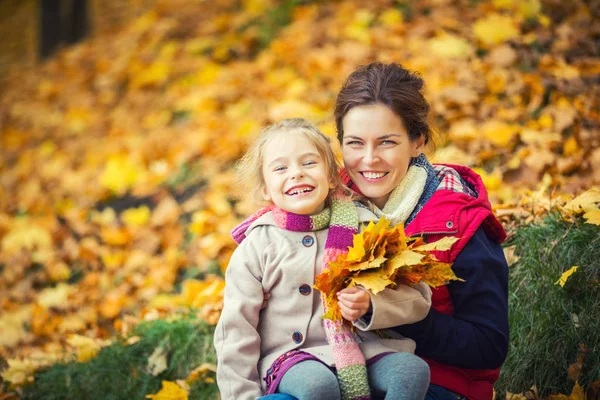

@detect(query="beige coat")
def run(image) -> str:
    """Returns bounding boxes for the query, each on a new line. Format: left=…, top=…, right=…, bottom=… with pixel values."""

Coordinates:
left=214, top=207, right=432, bottom=400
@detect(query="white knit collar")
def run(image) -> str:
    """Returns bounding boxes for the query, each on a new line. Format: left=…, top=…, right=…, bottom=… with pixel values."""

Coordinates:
left=370, top=162, right=429, bottom=226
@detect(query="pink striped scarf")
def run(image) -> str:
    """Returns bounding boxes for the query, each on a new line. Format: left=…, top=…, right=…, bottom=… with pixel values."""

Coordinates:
left=231, top=195, right=371, bottom=400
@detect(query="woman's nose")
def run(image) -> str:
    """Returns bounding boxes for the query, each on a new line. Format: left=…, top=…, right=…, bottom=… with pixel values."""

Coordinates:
left=363, top=147, right=380, bottom=164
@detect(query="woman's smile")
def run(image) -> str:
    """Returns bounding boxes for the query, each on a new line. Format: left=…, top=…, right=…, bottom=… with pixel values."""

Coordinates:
left=360, top=171, right=389, bottom=181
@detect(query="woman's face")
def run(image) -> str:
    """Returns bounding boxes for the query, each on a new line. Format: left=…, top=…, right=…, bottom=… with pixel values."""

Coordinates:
left=341, top=103, right=424, bottom=209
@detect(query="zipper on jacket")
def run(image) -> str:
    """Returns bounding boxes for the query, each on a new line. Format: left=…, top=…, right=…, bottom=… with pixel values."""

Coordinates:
left=409, top=229, right=459, bottom=238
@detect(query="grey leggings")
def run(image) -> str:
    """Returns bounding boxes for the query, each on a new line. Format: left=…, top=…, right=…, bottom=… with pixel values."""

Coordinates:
left=277, top=352, right=430, bottom=400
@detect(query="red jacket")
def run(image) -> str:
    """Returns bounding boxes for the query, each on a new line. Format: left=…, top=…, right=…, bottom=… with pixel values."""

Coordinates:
left=402, top=164, right=508, bottom=400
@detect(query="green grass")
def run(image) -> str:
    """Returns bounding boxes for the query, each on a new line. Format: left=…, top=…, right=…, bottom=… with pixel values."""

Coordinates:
left=497, top=213, right=600, bottom=397
left=19, top=316, right=218, bottom=400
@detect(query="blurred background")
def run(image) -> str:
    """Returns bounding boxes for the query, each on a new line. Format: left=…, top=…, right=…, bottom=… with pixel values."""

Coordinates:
left=0, top=0, right=599, bottom=399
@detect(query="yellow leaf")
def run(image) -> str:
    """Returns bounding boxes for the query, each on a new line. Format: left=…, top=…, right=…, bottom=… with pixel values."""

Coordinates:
left=388, top=250, right=425, bottom=267
left=101, top=226, right=132, bottom=246
left=379, top=9, right=403, bottom=28
left=37, top=283, right=73, bottom=309
left=517, top=0, right=542, bottom=19
left=146, top=381, right=188, bottom=400
left=346, top=232, right=366, bottom=261
left=349, top=270, right=395, bottom=295
left=1, top=218, right=52, bottom=254
left=67, top=334, right=101, bottom=362
left=583, top=209, right=600, bottom=225
left=555, top=266, right=579, bottom=287
left=243, top=0, right=270, bottom=16
left=563, top=136, right=579, bottom=157
left=121, top=206, right=151, bottom=227
left=344, top=9, right=374, bottom=43
left=0, top=306, right=32, bottom=347
left=481, top=120, right=518, bottom=148
left=486, top=68, right=509, bottom=94
left=100, top=155, right=145, bottom=195
left=429, top=33, right=472, bottom=59
left=473, top=13, right=520, bottom=47
left=181, top=276, right=226, bottom=308
left=1, top=359, right=39, bottom=386
left=46, top=261, right=71, bottom=282
left=413, top=236, right=460, bottom=252
left=185, top=363, right=217, bottom=384
left=130, top=61, right=170, bottom=89
left=564, top=189, right=600, bottom=213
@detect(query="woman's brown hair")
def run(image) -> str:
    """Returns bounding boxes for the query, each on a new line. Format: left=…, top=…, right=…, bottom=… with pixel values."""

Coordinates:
left=334, top=62, right=432, bottom=145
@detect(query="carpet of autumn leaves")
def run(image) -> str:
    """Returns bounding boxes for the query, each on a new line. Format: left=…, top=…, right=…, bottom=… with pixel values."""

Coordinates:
left=0, top=0, right=599, bottom=397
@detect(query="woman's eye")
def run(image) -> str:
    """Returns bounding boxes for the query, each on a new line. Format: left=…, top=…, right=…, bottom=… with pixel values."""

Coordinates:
left=380, top=140, right=397, bottom=146
left=303, top=161, right=317, bottom=166
left=345, top=140, right=362, bottom=146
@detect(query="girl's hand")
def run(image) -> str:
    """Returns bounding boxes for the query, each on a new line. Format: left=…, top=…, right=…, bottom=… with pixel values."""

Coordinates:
left=337, top=287, right=371, bottom=322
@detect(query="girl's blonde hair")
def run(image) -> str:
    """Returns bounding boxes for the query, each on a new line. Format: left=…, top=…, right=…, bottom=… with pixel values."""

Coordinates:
left=237, top=118, right=346, bottom=205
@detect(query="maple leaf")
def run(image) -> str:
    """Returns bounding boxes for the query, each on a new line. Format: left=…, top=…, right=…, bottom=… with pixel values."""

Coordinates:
left=314, top=217, right=462, bottom=321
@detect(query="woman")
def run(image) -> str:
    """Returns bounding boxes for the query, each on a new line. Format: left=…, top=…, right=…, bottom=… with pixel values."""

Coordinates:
left=334, top=62, right=509, bottom=400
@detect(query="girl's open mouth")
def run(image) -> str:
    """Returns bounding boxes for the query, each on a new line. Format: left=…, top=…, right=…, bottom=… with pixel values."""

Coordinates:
left=286, top=186, right=315, bottom=196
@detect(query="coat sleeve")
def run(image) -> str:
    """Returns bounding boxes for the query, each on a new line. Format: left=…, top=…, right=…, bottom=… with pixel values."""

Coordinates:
left=353, top=282, right=432, bottom=331
left=392, top=227, right=509, bottom=369
left=214, top=230, right=268, bottom=400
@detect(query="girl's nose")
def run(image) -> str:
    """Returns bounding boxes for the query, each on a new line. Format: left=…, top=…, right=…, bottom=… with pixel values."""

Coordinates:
left=289, top=165, right=304, bottom=179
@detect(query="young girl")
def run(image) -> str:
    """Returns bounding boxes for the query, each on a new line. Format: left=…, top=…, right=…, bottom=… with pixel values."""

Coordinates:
left=214, top=118, right=432, bottom=400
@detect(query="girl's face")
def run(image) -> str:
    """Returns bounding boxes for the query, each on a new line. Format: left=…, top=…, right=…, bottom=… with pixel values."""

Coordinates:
left=261, top=130, right=333, bottom=215
left=342, top=103, right=424, bottom=209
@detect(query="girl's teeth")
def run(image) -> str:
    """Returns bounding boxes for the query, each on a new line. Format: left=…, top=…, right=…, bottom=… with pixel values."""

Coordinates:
left=288, top=187, right=313, bottom=195
left=362, top=172, right=386, bottom=179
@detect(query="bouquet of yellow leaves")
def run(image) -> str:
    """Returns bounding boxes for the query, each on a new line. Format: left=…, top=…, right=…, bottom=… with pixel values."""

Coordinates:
left=315, top=217, right=463, bottom=321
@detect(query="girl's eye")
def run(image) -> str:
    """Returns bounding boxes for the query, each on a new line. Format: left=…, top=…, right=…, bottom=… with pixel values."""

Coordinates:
left=274, top=166, right=286, bottom=172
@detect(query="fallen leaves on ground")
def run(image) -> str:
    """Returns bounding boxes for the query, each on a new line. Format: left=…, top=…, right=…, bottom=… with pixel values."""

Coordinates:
left=0, top=0, right=598, bottom=395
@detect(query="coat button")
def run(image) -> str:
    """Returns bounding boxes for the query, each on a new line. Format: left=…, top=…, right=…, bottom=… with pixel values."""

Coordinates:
left=299, top=284, right=312, bottom=296
left=292, top=331, right=303, bottom=344
left=302, top=235, right=314, bottom=247
left=446, top=221, right=454, bottom=229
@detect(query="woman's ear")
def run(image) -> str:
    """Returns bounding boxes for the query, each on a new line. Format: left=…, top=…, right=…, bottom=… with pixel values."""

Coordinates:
left=412, top=135, right=426, bottom=157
